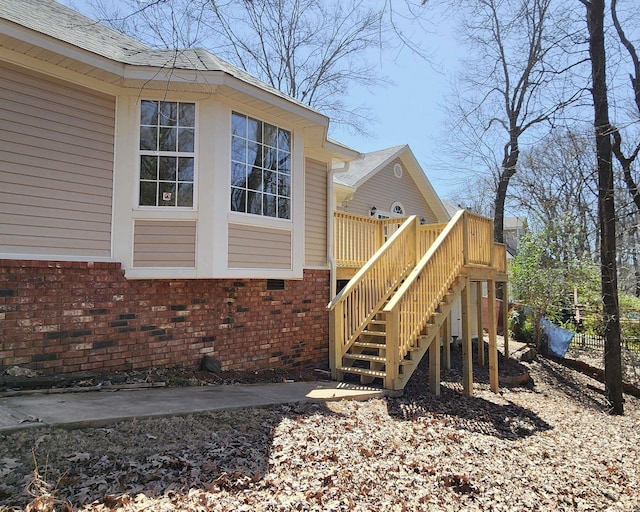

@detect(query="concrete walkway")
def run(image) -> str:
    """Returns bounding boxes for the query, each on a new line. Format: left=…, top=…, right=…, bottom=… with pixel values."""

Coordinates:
left=0, top=381, right=391, bottom=433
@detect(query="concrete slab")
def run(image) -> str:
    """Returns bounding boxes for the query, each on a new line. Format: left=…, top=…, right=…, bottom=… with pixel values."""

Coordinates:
left=0, top=381, right=390, bottom=433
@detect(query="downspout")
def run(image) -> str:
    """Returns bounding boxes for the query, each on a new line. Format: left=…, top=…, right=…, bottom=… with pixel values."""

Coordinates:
left=327, top=162, right=349, bottom=300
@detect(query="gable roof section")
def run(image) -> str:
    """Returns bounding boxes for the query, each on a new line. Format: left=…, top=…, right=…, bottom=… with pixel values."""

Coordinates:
left=335, top=145, right=449, bottom=222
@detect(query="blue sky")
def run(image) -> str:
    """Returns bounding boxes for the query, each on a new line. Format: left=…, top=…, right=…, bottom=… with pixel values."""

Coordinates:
left=65, top=0, right=465, bottom=199
left=330, top=29, right=465, bottom=200
left=331, top=9, right=464, bottom=199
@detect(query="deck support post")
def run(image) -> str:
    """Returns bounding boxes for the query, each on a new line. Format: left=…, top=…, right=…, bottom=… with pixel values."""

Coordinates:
left=329, top=304, right=343, bottom=380
left=476, top=281, right=484, bottom=366
left=461, top=276, right=473, bottom=396
left=502, top=282, right=510, bottom=358
left=442, top=314, right=451, bottom=370
left=488, top=279, right=499, bottom=392
left=429, top=327, right=441, bottom=396
left=385, top=308, right=400, bottom=390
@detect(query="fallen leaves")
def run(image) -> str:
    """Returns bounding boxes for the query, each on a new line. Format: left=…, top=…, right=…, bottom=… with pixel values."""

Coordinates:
left=0, top=354, right=639, bottom=511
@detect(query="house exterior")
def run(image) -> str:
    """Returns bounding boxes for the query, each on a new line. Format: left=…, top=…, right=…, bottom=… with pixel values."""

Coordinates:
left=332, top=146, right=464, bottom=338
left=333, top=145, right=449, bottom=223
left=0, top=0, right=358, bottom=375
left=503, top=216, right=528, bottom=257
left=0, top=0, right=507, bottom=395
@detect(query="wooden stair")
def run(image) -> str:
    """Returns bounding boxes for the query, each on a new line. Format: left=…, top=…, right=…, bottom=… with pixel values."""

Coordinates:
left=336, top=277, right=464, bottom=388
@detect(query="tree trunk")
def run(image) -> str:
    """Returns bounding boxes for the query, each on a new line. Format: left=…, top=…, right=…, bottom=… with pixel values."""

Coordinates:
left=584, top=0, right=624, bottom=414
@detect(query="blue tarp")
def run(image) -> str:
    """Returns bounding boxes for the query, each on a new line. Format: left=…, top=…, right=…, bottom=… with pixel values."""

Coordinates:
left=540, top=317, right=574, bottom=358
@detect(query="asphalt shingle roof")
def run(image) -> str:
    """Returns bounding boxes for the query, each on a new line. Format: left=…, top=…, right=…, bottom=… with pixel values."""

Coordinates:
left=334, top=145, right=407, bottom=187
left=0, top=0, right=321, bottom=114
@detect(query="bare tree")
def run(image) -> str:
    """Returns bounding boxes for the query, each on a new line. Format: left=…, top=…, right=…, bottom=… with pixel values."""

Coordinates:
left=511, top=129, right=599, bottom=261
left=80, top=0, right=388, bottom=134
left=579, top=0, right=623, bottom=415
left=610, top=0, right=640, bottom=211
left=441, top=0, right=582, bottom=243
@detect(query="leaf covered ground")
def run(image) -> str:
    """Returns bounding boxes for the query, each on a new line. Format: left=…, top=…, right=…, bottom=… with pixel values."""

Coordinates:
left=1, top=345, right=639, bottom=512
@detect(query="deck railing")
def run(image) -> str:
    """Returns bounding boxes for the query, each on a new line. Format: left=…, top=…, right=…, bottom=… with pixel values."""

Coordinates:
left=384, top=211, right=499, bottom=387
left=328, top=216, right=418, bottom=375
left=493, top=243, right=507, bottom=274
left=333, top=212, right=405, bottom=269
left=383, top=211, right=468, bottom=386
left=330, top=209, right=504, bottom=388
left=466, top=214, right=493, bottom=265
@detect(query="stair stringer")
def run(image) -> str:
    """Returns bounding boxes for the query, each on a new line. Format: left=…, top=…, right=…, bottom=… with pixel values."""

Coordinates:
left=389, top=276, right=465, bottom=389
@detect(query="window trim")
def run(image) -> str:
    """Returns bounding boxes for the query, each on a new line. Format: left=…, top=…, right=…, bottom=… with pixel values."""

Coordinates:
left=390, top=201, right=405, bottom=216
left=136, top=99, right=198, bottom=210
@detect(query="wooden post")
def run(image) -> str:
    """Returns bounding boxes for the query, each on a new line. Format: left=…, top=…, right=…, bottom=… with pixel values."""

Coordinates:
left=462, top=211, right=469, bottom=265
left=488, top=279, right=499, bottom=392
left=442, top=314, right=451, bottom=370
left=461, top=277, right=473, bottom=396
left=429, top=329, right=441, bottom=396
left=502, top=282, right=510, bottom=358
left=385, top=308, right=400, bottom=390
left=329, top=304, right=344, bottom=380
left=476, top=281, right=484, bottom=367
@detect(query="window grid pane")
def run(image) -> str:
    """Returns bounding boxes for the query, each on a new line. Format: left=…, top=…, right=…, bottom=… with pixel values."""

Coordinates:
left=230, top=111, right=291, bottom=219
left=139, top=100, right=195, bottom=207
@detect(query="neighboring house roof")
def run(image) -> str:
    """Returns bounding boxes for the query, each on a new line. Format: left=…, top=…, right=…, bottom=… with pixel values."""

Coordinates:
left=334, top=145, right=407, bottom=188
left=334, top=145, right=449, bottom=222
left=504, top=217, right=528, bottom=230
left=442, top=200, right=464, bottom=219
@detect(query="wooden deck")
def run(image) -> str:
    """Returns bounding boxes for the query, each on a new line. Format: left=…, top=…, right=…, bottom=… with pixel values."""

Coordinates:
left=329, top=210, right=508, bottom=393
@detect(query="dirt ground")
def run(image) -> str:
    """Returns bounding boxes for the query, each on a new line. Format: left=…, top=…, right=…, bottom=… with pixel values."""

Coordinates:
left=1, top=339, right=639, bottom=512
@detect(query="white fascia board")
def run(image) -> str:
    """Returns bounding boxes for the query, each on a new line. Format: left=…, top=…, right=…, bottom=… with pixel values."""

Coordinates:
left=324, top=140, right=361, bottom=161
left=122, top=65, right=225, bottom=88
left=0, top=20, right=125, bottom=76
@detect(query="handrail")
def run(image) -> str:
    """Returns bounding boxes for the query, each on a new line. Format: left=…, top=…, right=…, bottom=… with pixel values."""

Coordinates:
left=328, top=215, right=417, bottom=310
left=383, top=210, right=477, bottom=383
left=328, top=216, right=418, bottom=366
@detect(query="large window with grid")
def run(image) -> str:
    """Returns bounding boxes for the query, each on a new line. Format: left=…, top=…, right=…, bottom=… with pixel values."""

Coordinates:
left=230, top=112, right=291, bottom=219
left=139, top=100, right=195, bottom=207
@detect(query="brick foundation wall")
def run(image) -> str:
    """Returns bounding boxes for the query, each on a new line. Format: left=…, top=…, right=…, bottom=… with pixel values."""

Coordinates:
left=0, top=260, right=330, bottom=375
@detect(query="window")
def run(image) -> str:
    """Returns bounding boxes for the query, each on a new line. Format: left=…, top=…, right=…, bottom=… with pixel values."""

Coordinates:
left=391, top=202, right=405, bottom=216
left=393, top=163, right=403, bottom=178
left=230, top=111, right=291, bottom=219
left=139, top=100, right=195, bottom=207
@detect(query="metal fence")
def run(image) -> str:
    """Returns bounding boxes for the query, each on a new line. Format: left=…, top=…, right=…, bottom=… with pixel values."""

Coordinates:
left=571, top=333, right=640, bottom=352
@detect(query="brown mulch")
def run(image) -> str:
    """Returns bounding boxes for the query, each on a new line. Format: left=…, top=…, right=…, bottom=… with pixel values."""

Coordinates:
left=1, top=340, right=639, bottom=511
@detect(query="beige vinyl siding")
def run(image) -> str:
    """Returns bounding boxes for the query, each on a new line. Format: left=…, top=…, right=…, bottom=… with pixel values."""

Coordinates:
left=305, top=158, right=328, bottom=267
left=347, top=158, right=438, bottom=224
left=0, top=61, right=114, bottom=257
left=228, top=224, right=291, bottom=269
left=133, top=221, right=196, bottom=267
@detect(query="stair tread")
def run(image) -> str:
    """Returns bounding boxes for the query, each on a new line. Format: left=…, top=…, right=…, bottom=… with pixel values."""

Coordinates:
left=362, top=330, right=387, bottom=336
left=353, top=341, right=387, bottom=349
left=338, top=367, right=386, bottom=378
left=344, top=353, right=386, bottom=363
